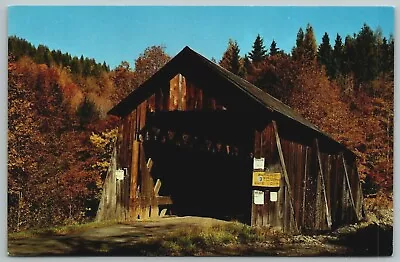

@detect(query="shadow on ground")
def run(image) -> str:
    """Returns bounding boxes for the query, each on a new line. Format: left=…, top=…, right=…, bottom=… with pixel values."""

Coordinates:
left=8, top=217, right=393, bottom=257
left=327, top=223, right=393, bottom=256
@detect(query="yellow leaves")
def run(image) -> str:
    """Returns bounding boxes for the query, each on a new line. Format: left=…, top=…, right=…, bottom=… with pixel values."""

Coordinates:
left=89, top=128, right=118, bottom=150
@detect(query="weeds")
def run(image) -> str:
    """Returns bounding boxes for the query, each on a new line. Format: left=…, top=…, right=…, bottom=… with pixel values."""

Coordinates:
left=139, top=221, right=278, bottom=256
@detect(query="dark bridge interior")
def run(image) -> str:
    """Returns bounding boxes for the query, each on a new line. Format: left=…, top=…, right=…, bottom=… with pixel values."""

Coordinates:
left=143, top=111, right=255, bottom=223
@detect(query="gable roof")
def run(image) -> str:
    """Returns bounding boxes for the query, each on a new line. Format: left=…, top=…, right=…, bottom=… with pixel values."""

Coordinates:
left=108, top=46, right=355, bottom=157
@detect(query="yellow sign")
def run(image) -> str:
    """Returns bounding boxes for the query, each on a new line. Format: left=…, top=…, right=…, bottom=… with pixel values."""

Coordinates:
left=252, top=172, right=281, bottom=187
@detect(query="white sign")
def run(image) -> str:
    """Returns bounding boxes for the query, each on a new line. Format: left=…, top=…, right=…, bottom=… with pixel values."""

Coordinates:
left=270, top=191, right=278, bottom=202
left=253, top=157, right=265, bottom=170
left=116, top=169, right=125, bottom=180
left=253, top=190, right=264, bottom=205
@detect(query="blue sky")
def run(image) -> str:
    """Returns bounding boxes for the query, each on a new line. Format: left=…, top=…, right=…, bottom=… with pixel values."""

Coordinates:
left=8, top=6, right=394, bottom=69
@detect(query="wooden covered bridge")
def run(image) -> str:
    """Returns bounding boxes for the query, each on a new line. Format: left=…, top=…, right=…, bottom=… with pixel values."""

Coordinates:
left=96, top=46, right=364, bottom=233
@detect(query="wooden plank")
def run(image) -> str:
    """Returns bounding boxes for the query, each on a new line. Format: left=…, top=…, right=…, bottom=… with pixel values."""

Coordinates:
left=156, top=196, right=173, bottom=205
left=263, top=190, right=270, bottom=226
left=315, top=139, right=332, bottom=229
left=115, top=179, right=122, bottom=220
left=326, top=155, right=332, bottom=223
left=146, top=158, right=159, bottom=218
left=301, top=146, right=308, bottom=229
left=154, top=179, right=161, bottom=196
left=155, top=87, right=163, bottom=111
left=160, top=209, right=167, bottom=217
left=139, top=101, right=147, bottom=130
left=272, top=120, right=298, bottom=233
left=342, top=153, right=360, bottom=221
left=185, top=80, right=194, bottom=110
left=162, top=84, right=170, bottom=111
left=130, top=140, right=140, bottom=217
left=139, top=143, right=153, bottom=219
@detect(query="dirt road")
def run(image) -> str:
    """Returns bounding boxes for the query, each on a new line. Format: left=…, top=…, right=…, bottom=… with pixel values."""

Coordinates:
left=8, top=216, right=392, bottom=256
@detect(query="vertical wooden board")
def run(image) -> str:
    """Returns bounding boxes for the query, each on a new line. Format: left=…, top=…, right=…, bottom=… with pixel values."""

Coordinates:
left=181, top=74, right=187, bottom=111
left=307, top=143, right=317, bottom=230
left=122, top=116, right=129, bottom=167
left=185, top=80, right=194, bottom=110
left=193, top=84, right=203, bottom=110
left=330, top=155, right=337, bottom=226
left=301, top=146, right=308, bottom=230
left=254, top=130, right=261, bottom=158
left=353, top=161, right=363, bottom=220
left=295, top=144, right=303, bottom=226
left=340, top=171, right=347, bottom=223
left=162, top=84, right=170, bottom=111
left=263, top=189, right=270, bottom=226
left=169, top=75, right=179, bottom=110
left=336, top=155, right=344, bottom=224
left=117, top=119, right=124, bottom=169
left=283, top=186, right=289, bottom=232
left=273, top=121, right=298, bottom=233
left=116, top=179, right=122, bottom=220
left=116, top=120, right=123, bottom=169
left=251, top=190, right=256, bottom=226
left=326, top=155, right=331, bottom=202
left=139, top=101, right=147, bottom=131
left=342, top=154, right=358, bottom=222
left=269, top=193, right=277, bottom=227
left=148, top=94, right=156, bottom=112
left=130, top=140, right=139, bottom=215
left=278, top=174, right=285, bottom=228
left=326, top=155, right=332, bottom=223
left=292, top=143, right=299, bottom=224
left=154, top=87, right=163, bottom=111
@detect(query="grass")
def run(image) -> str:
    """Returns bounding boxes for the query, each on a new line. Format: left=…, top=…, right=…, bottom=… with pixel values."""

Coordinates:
left=8, top=220, right=118, bottom=240
left=139, top=221, right=282, bottom=256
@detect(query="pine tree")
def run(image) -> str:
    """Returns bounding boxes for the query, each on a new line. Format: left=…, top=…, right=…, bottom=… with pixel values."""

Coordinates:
left=354, top=24, right=379, bottom=84
left=292, top=28, right=305, bottom=60
left=303, top=24, right=317, bottom=61
left=342, top=35, right=356, bottom=76
left=220, top=39, right=242, bottom=76
left=317, top=32, right=333, bottom=77
left=248, top=34, right=267, bottom=64
left=269, top=40, right=279, bottom=56
left=332, top=33, right=343, bottom=78
left=242, top=54, right=252, bottom=76
left=388, top=35, right=394, bottom=76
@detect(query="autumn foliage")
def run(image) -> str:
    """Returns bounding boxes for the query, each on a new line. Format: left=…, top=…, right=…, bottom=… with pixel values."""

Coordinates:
left=7, top=44, right=169, bottom=232
left=8, top=23, right=393, bottom=231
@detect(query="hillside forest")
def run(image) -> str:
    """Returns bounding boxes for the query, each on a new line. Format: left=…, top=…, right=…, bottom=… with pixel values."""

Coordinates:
left=8, top=23, right=394, bottom=232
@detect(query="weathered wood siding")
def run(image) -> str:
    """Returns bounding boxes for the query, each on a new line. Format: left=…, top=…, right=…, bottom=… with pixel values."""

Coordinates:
left=97, top=73, right=363, bottom=233
left=251, top=120, right=363, bottom=232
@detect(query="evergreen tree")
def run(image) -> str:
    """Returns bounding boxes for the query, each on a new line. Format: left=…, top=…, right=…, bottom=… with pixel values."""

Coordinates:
left=332, top=33, right=343, bottom=78
left=76, top=97, right=98, bottom=128
left=248, top=34, right=267, bottom=64
left=303, top=24, right=317, bottom=61
left=243, top=54, right=252, bottom=74
left=269, top=40, right=279, bottom=56
left=388, top=35, right=394, bottom=76
left=354, top=24, right=379, bottom=84
left=292, top=28, right=305, bottom=60
left=317, top=32, right=333, bottom=77
left=342, top=35, right=356, bottom=75
left=220, top=39, right=242, bottom=76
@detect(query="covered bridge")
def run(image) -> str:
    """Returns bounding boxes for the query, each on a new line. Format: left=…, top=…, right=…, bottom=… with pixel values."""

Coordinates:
left=96, top=46, right=364, bottom=233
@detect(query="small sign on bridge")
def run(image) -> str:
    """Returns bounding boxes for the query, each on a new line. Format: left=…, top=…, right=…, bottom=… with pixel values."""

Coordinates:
left=252, top=172, right=281, bottom=187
